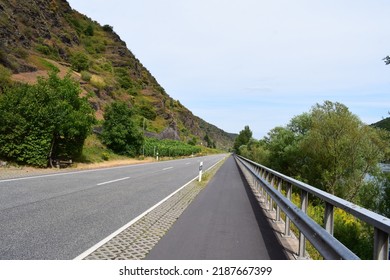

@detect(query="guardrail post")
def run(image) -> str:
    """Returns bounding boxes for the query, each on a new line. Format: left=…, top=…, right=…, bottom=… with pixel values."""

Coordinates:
left=373, top=228, right=389, bottom=260
left=252, top=166, right=256, bottom=186
left=276, top=179, right=282, bottom=222
left=324, top=202, right=334, bottom=235
left=298, top=190, right=308, bottom=259
left=254, top=167, right=261, bottom=195
left=269, top=175, right=274, bottom=211
left=264, top=172, right=270, bottom=207
left=284, top=183, right=292, bottom=237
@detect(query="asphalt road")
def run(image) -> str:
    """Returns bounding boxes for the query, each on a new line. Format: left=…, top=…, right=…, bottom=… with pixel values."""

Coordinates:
left=0, top=154, right=227, bottom=260
left=146, top=156, right=288, bottom=260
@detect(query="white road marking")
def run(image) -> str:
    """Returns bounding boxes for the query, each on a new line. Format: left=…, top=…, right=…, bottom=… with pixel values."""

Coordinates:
left=185, top=162, right=191, bottom=165
left=96, top=177, right=130, bottom=186
left=162, top=167, right=173, bottom=171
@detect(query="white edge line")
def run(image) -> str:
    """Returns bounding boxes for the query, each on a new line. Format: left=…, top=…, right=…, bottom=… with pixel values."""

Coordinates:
left=0, top=164, right=150, bottom=183
left=96, top=177, right=130, bottom=186
left=73, top=155, right=226, bottom=260
left=0, top=156, right=204, bottom=183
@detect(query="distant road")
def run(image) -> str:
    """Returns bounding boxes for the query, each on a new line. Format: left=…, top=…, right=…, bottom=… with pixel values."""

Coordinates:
left=0, top=154, right=227, bottom=260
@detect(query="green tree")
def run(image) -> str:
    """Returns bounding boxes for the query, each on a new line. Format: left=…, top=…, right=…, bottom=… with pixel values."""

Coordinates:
left=101, top=101, right=144, bottom=156
left=301, top=101, right=387, bottom=201
left=203, top=133, right=216, bottom=148
left=264, top=126, right=302, bottom=176
left=239, top=139, right=270, bottom=166
left=0, top=72, right=95, bottom=166
left=234, top=125, right=252, bottom=152
left=71, top=52, right=89, bottom=72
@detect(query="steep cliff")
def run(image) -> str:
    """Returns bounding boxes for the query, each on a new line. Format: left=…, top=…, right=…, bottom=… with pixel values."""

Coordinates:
left=0, top=0, right=235, bottom=149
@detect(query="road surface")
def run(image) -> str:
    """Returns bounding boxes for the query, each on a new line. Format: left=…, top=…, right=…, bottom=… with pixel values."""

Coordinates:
left=0, top=154, right=226, bottom=259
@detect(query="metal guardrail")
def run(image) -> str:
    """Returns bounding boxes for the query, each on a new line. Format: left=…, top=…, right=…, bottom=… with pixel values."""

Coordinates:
left=235, top=155, right=390, bottom=260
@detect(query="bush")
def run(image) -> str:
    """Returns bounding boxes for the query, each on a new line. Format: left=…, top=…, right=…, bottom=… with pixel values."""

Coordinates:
left=71, top=52, right=89, bottom=72
left=84, top=24, right=94, bottom=36
left=137, top=105, right=157, bottom=121
left=0, top=72, right=95, bottom=166
left=103, top=24, right=113, bottom=33
left=0, top=65, right=11, bottom=90
left=80, top=71, right=92, bottom=82
left=90, top=75, right=106, bottom=89
left=101, top=101, right=144, bottom=156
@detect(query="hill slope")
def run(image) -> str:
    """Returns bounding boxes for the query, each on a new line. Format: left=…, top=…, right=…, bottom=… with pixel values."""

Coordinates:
left=0, top=0, right=235, bottom=150
left=371, top=117, right=390, bottom=132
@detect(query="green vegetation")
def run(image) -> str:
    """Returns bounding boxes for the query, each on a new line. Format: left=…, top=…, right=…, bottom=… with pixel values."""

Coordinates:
left=235, top=100, right=390, bottom=259
left=101, top=101, right=144, bottom=156
left=77, top=134, right=129, bottom=163
left=0, top=72, right=95, bottom=167
left=233, top=125, right=253, bottom=152
left=371, top=117, right=390, bottom=132
left=71, top=52, right=90, bottom=72
left=143, top=138, right=201, bottom=157
left=0, top=64, right=11, bottom=90
left=0, top=0, right=234, bottom=168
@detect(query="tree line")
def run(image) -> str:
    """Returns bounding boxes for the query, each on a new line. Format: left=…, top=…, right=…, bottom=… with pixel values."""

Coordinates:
left=0, top=72, right=199, bottom=167
left=234, top=101, right=390, bottom=258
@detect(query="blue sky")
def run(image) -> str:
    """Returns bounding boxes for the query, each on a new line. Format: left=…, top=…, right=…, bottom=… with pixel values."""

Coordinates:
left=67, top=0, right=390, bottom=139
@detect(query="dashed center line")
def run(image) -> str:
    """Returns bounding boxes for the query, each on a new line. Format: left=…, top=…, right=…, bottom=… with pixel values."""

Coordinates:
left=97, top=177, right=130, bottom=186
left=185, top=162, right=191, bottom=165
left=162, top=167, right=173, bottom=171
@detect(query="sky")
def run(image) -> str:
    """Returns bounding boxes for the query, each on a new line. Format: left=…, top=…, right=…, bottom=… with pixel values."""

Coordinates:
left=67, top=0, right=390, bottom=139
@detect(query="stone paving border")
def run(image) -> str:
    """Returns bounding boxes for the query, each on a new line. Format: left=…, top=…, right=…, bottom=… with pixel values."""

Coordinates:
left=76, top=157, right=226, bottom=260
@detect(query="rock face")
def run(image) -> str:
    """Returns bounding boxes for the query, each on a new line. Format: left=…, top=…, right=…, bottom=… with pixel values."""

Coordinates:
left=0, top=0, right=235, bottom=149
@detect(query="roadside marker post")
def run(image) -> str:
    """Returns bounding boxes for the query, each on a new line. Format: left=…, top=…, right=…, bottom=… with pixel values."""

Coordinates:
left=199, top=161, right=203, bottom=182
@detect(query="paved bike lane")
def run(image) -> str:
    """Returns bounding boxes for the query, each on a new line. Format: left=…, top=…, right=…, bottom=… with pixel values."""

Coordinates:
left=146, top=155, right=287, bottom=260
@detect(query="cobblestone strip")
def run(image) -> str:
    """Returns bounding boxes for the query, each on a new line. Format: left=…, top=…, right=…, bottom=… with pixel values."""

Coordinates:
left=83, top=179, right=207, bottom=260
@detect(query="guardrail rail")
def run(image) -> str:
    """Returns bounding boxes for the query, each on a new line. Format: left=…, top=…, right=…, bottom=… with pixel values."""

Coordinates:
left=235, top=155, right=390, bottom=260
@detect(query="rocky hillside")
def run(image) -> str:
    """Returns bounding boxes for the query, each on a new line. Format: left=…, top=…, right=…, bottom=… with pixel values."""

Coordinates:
left=0, top=0, right=235, bottom=150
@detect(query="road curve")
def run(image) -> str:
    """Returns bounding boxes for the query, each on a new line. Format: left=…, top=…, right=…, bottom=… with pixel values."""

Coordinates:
left=0, top=154, right=227, bottom=259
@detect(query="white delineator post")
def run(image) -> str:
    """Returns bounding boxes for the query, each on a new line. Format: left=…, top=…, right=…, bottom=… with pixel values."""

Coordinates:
left=199, top=161, right=203, bottom=182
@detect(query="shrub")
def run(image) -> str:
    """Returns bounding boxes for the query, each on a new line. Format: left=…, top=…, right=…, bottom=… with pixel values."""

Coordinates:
left=71, top=51, right=89, bottom=72
left=103, top=24, right=113, bottom=33
left=137, top=105, right=157, bottom=121
left=0, top=65, right=11, bottom=90
left=80, top=71, right=92, bottom=82
left=0, top=72, right=95, bottom=166
left=84, top=24, right=94, bottom=36
left=90, top=75, right=106, bottom=89
left=101, top=101, right=144, bottom=156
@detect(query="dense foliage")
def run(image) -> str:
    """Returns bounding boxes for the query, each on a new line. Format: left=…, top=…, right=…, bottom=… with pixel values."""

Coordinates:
left=233, top=125, right=253, bottom=152
left=143, top=138, right=201, bottom=157
left=239, top=101, right=390, bottom=203
left=0, top=72, right=95, bottom=166
left=371, top=117, right=390, bottom=132
left=101, top=101, right=144, bottom=156
left=235, top=101, right=390, bottom=259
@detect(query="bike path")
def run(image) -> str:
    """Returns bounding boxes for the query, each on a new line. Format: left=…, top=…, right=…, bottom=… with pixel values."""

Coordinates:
left=146, top=155, right=287, bottom=260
